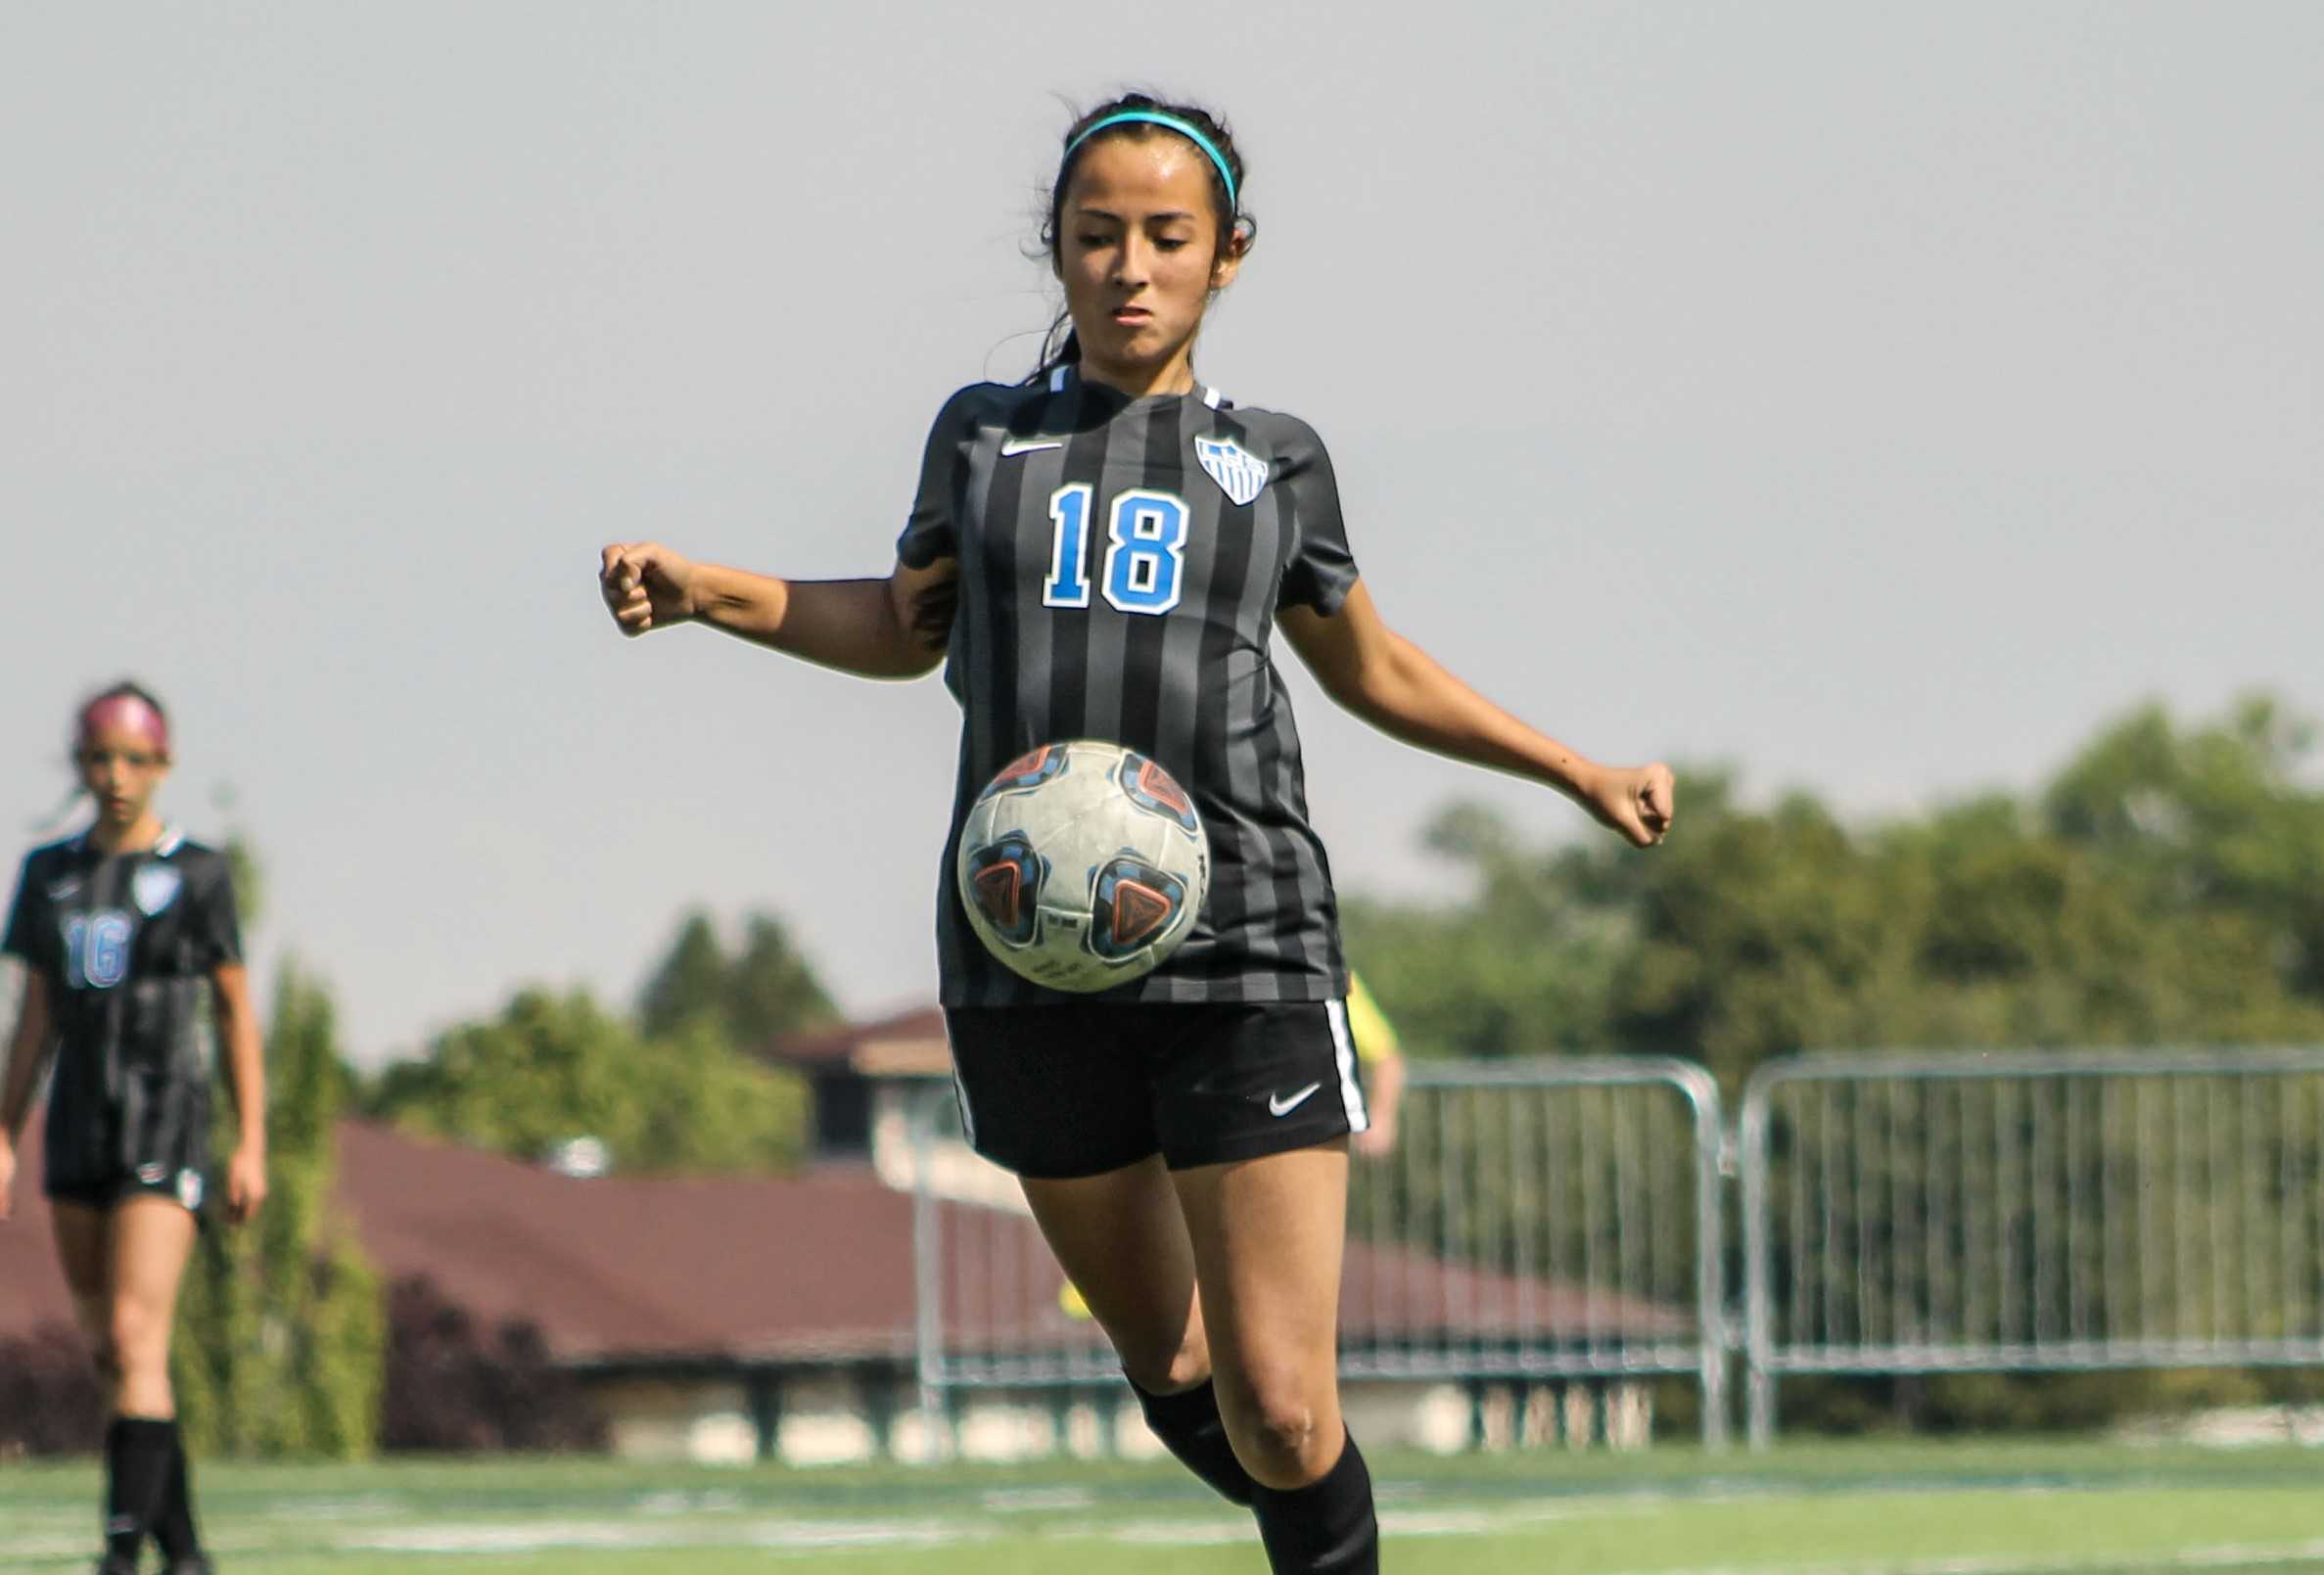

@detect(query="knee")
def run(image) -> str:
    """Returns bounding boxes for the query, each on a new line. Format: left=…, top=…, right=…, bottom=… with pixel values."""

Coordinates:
left=1218, top=1366, right=1337, bottom=1483
left=106, top=1302, right=166, bottom=1367
left=1120, top=1325, right=1211, bottom=1396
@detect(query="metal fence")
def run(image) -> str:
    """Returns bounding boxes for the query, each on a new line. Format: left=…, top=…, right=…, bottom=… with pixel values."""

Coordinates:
left=911, top=1045, right=2324, bottom=1452
left=1739, top=1049, right=2324, bottom=1446
left=909, top=1058, right=1730, bottom=1448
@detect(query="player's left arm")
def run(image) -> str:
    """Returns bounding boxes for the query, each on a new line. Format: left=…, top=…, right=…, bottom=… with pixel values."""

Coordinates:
left=209, top=961, right=268, bottom=1224
left=1278, top=582, right=1674, bottom=847
left=0, top=971, right=56, bottom=1220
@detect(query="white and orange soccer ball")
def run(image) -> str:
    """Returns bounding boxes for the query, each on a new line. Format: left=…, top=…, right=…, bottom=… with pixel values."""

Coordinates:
left=956, top=739, right=1211, bottom=994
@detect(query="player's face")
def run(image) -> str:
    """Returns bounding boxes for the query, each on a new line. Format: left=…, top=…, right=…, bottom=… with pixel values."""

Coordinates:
left=76, top=724, right=169, bottom=832
left=1057, top=136, right=1240, bottom=397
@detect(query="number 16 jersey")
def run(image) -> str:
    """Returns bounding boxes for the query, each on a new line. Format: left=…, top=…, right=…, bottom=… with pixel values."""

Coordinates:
left=3, top=828, right=242, bottom=1196
left=898, top=366, right=1360, bottom=1008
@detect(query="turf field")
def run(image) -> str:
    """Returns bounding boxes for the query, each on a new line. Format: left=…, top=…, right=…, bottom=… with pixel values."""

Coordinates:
left=4, top=1440, right=2322, bottom=1574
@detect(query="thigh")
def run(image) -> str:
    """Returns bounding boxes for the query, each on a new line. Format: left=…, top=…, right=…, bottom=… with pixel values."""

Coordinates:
left=945, top=1005, right=1159, bottom=1179
left=1020, top=1156, right=1208, bottom=1392
left=1171, top=1143, right=1351, bottom=1470
left=49, top=1199, right=113, bottom=1335
left=107, top=1193, right=198, bottom=1340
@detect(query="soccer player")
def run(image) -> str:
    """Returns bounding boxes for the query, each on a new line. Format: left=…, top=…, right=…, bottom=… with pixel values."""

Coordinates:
left=599, top=93, right=1672, bottom=1574
left=1343, top=975, right=1406, bottom=1159
left=0, top=683, right=266, bottom=1575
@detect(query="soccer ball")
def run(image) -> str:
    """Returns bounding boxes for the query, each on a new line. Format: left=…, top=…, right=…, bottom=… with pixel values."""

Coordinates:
left=956, top=739, right=1210, bottom=994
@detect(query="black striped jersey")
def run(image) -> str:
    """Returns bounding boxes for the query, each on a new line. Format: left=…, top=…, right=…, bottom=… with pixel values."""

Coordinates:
left=4, top=828, right=241, bottom=1106
left=898, top=365, right=1359, bottom=1007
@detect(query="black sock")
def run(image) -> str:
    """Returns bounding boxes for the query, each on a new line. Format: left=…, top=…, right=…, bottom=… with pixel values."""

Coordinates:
left=154, top=1421, right=202, bottom=1563
left=104, top=1414, right=177, bottom=1565
left=1131, top=1375, right=1257, bottom=1506
left=1250, top=1430, right=1378, bottom=1575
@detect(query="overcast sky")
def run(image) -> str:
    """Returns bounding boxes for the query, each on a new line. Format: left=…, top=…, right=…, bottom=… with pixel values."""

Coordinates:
left=6, top=3, right=2318, bottom=1069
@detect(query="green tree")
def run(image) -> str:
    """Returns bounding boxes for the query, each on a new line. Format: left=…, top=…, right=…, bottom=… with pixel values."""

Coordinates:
left=1346, top=700, right=2324, bottom=1087
left=367, top=986, right=809, bottom=1174
left=1340, top=802, right=1636, bottom=1062
left=2045, top=695, right=2324, bottom=1002
left=1340, top=694, right=2324, bottom=1437
left=636, top=907, right=838, bottom=1048
left=636, top=910, right=728, bottom=1041
left=725, top=913, right=839, bottom=1046
left=174, top=960, right=384, bottom=1459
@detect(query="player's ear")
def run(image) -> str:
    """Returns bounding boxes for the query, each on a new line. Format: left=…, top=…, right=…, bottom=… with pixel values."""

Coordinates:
left=1209, top=227, right=1248, bottom=291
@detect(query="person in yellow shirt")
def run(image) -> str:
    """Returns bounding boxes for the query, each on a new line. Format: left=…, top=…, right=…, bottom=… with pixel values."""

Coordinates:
left=1344, top=974, right=1406, bottom=1159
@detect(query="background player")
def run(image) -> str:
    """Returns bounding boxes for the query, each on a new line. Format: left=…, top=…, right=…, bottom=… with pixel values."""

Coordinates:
left=0, top=683, right=266, bottom=1575
left=1344, top=974, right=1407, bottom=1159
left=599, top=93, right=1672, bottom=1574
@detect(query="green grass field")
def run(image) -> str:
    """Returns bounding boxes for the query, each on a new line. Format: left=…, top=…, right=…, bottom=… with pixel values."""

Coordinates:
left=5, top=1440, right=2322, bottom=1574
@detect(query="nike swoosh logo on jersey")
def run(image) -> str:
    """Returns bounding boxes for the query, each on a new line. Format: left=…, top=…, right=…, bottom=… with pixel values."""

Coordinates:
left=999, top=437, right=1066, bottom=456
left=46, top=878, right=81, bottom=901
left=1268, top=1083, right=1323, bottom=1117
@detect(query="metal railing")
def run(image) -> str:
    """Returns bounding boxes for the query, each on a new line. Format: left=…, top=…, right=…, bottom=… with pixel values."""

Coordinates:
left=909, top=1058, right=1731, bottom=1448
left=912, top=1043, right=2324, bottom=1451
left=1738, top=1049, right=2324, bottom=1446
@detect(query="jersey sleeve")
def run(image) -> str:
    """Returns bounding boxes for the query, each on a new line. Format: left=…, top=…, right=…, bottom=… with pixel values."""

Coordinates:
left=895, top=387, right=983, bottom=570
left=1, top=854, right=55, bottom=975
left=189, top=853, right=244, bottom=972
left=1275, top=419, right=1360, bottom=616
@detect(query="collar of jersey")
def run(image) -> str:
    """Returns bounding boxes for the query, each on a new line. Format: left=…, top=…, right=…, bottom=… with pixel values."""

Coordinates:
left=1050, top=362, right=1226, bottom=410
left=73, top=823, right=184, bottom=857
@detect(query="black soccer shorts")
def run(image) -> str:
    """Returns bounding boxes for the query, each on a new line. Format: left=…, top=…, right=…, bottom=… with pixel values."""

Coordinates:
left=43, top=1076, right=212, bottom=1216
left=943, top=999, right=1371, bottom=1179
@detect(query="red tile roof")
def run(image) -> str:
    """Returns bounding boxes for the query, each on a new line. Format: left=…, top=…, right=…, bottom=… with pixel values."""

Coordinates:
left=2, top=1121, right=948, bottom=1363
left=756, top=1006, right=949, bottom=1075
left=0, top=1128, right=76, bottom=1335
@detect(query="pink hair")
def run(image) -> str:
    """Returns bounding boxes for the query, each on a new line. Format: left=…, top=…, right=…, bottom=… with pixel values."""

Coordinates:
left=77, top=691, right=170, bottom=758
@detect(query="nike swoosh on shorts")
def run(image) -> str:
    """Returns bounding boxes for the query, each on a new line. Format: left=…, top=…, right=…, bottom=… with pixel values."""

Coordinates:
left=1268, top=1083, right=1323, bottom=1117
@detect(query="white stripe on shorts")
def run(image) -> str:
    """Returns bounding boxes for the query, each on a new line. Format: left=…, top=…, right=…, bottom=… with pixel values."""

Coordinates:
left=1326, top=998, right=1370, bottom=1134
left=951, top=1067, right=978, bottom=1146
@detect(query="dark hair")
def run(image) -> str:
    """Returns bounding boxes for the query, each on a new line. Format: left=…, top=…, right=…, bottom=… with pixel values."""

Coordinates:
left=1029, top=92, right=1255, bottom=382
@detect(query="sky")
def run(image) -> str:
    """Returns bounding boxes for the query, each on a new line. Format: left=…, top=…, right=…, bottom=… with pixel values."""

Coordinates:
left=5, top=4, right=2319, bottom=1069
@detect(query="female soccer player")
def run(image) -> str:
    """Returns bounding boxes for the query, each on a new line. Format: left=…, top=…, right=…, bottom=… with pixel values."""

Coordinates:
left=0, top=683, right=266, bottom=1575
left=600, top=93, right=1672, bottom=1573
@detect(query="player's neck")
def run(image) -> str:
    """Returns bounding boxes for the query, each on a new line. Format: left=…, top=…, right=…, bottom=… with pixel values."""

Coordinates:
left=87, top=813, right=164, bottom=857
left=1077, top=350, right=1198, bottom=401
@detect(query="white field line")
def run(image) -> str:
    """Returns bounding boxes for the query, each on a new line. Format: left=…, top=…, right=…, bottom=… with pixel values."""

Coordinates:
left=7, top=1491, right=2324, bottom=1570
left=1573, top=1540, right=2324, bottom=1575
left=339, top=1518, right=993, bottom=1554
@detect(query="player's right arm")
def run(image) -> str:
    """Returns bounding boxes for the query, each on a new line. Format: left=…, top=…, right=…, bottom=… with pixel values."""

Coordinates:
left=598, top=542, right=958, bottom=680
left=0, top=970, right=55, bottom=1220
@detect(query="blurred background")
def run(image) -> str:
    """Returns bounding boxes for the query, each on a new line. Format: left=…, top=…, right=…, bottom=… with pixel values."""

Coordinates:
left=5, top=3, right=2324, bottom=1570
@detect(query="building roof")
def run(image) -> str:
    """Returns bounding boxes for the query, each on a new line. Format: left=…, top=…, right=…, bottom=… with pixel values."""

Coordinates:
left=1, top=1119, right=1693, bottom=1367
left=0, top=1129, right=76, bottom=1337
left=2, top=1121, right=948, bottom=1364
left=757, top=1005, right=949, bottom=1077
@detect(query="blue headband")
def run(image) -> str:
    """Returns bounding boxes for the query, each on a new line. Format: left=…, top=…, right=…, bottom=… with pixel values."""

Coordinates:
left=1064, top=110, right=1237, bottom=212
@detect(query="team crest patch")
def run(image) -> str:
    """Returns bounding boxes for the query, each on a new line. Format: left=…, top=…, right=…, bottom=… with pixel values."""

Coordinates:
left=132, top=864, right=181, bottom=915
left=1194, top=436, right=1269, bottom=507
